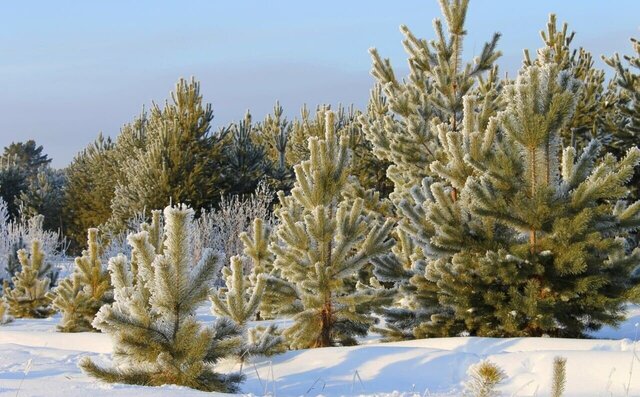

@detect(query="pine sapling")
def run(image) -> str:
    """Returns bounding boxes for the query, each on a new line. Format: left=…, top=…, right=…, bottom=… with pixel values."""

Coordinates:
left=49, top=228, right=112, bottom=332
left=268, top=110, right=395, bottom=349
left=2, top=239, right=54, bottom=318
left=210, top=256, right=265, bottom=327
left=210, top=254, right=283, bottom=358
left=464, top=360, right=506, bottom=397
left=0, top=300, right=12, bottom=324
left=551, top=356, right=567, bottom=397
left=80, top=205, right=244, bottom=393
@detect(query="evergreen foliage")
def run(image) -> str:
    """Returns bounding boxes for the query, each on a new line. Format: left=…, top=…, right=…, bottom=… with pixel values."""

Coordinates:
left=392, top=63, right=640, bottom=338
left=210, top=256, right=265, bottom=327
left=1, top=140, right=51, bottom=176
left=0, top=158, right=28, bottom=219
left=361, top=0, right=501, bottom=195
left=109, top=78, right=227, bottom=230
left=223, top=111, right=268, bottom=196
left=0, top=300, right=12, bottom=325
left=603, top=36, right=640, bottom=200
left=551, top=356, right=567, bottom=397
left=463, top=360, right=506, bottom=397
left=210, top=255, right=283, bottom=357
left=80, top=205, right=243, bottom=393
left=267, top=110, right=395, bottom=348
left=49, top=228, right=112, bottom=332
left=524, top=15, right=611, bottom=148
left=2, top=239, right=55, bottom=318
left=18, top=167, right=65, bottom=232
left=63, top=133, right=119, bottom=250
left=257, top=102, right=294, bottom=192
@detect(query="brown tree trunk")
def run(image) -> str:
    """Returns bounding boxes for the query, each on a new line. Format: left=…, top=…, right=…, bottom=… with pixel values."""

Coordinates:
left=529, top=229, right=537, bottom=255
left=314, top=301, right=333, bottom=348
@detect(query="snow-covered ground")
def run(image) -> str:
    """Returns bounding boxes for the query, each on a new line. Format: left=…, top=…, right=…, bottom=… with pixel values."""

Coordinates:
left=0, top=306, right=639, bottom=397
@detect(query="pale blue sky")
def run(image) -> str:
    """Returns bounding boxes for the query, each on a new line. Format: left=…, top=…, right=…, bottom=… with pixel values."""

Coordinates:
left=1, top=1, right=639, bottom=167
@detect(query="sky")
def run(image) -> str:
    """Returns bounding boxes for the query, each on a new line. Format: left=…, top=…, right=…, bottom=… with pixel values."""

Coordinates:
left=1, top=1, right=639, bottom=167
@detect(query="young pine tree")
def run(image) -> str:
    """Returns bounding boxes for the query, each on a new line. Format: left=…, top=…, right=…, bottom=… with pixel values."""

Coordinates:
left=2, top=239, right=55, bottom=318
left=463, top=360, right=506, bottom=397
left=396, top=64, right=640, bottom=337
left=361, top=0, right=501, bottom=195
left=267, top=111, right=395, bottom=349
left=0, top=299, right=13, bottom=324
left=49, top=228, right=111, bottom=332
left=209, top=254, right=283, bottom=357
left=80, top=205, right=244, bottom=393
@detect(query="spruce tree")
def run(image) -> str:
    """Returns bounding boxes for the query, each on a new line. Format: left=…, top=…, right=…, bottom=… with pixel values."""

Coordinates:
left=267, top=111, right=395, bottom=348
left=395, top=63, right=640, bottom=337
left=80, top=205, right=243, bottom=393
left=2, top=239, right=55, bottom=318
left=49, top=228, right=111, bottom=332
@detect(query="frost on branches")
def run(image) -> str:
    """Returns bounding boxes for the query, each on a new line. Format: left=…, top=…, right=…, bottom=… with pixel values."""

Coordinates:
left=2, top=239, right=55, bottom=318
left=266, top=111, right=395, bottom=349
left=49, top=228, right=112, bottom=332
left=80, top=205, right=244, bottom=393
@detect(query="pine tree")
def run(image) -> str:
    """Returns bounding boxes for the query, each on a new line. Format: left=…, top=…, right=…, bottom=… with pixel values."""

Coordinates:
left=223, top=111, right=268, bottom=196
left=524, top=14, right=611, bottom=148
left=551, top=356, right=567, bottom=397
left=18, top=167, right=65, bottom=232
left=2, top=239, right=55, bottom=318
left=0, top=300, right=12, bottom=324
left=257, top=102, right=294, bottom=192
left=395, top=63, right=640, bottom=337
left=109, top=78, right=227, bottom=230
left=209, top=255, right=283, bottom=357
left=0, top=158, right=28, bottom=219
left=80, top=205, right=243, bottom=393
left=266, top=111, right=395, bottom=349
left=240, top=218, right=274, bottom=288
left=287, top=104, right=392, bottom=196
left=207, top=215, right=284, bottom=358
left=603, top=36, right=640, bottom=200
left=361, top=0, right=501, bottom=195
left=463, top=360, right=506, bottom=397
left=63, top=132, right=119, bottom=250
left=49, top=228, right=112, bottom=332
left=210, top=256, right=265, bottom=327
left=1, top=140, right=51, bottom=177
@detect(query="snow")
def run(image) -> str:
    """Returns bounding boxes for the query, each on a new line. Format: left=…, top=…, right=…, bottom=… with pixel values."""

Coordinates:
left=0, top=306, right=639, bottom=396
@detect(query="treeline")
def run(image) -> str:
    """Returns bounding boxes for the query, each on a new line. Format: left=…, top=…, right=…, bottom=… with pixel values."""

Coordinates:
left=0, top=80, right=391, bottom=253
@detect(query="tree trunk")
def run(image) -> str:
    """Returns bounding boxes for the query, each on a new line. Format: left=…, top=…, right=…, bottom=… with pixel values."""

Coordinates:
left=314, top=301, right=333, bottom=348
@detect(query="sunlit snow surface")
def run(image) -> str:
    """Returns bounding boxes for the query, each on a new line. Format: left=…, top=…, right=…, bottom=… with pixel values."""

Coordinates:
left=0, top=305, right=638, bottom=396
